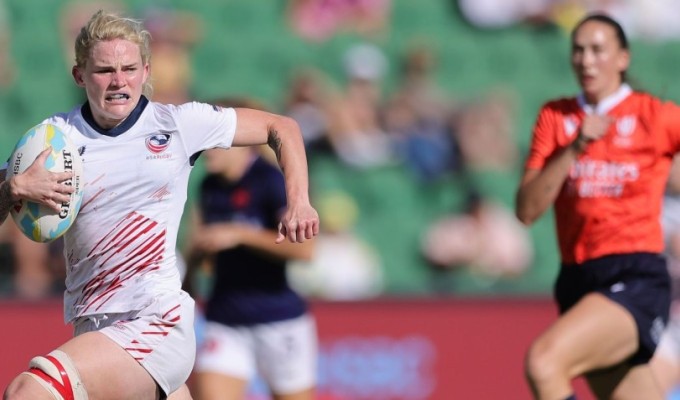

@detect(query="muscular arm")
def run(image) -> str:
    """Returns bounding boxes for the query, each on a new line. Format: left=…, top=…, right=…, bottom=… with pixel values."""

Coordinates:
left=232, top=109, right=310, bottom=203
left=0, top=163, right=13, bottom=223
left=515, top=143, right=579, bottom=225
left=232, top=108, right=320, bottom=243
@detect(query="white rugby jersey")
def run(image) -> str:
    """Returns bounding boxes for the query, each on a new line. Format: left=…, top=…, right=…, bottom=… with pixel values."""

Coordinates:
left=44, top=99, right=236, bottom=323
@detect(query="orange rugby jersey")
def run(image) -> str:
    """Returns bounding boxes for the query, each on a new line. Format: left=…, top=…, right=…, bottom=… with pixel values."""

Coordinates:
left=526, top=89, right=680, bottom=264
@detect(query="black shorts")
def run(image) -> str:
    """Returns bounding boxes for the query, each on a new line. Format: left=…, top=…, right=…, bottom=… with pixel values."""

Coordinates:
left=555, top=252, right=671, bottom=365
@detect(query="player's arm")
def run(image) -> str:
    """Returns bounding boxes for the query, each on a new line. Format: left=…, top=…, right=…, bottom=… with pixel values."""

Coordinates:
left=516, top=114, right=612, bottom=225
left=515, top=149, right=578, bottom=226
left=240, top=227, right=314, bottom=260
left=196, top=222, right=314, bottom=261
left=232, top=108, right=319, bottom=243
left=667, top=156, right=680, bottom=194
left=0, top=160, right=10, bottom=223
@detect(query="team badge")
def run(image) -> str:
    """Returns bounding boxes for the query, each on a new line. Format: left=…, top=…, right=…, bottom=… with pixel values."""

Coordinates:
left=614, top=115, right=636, bottom=147
left=563, top=115, right=578, bottom=137
left=145, top=133, right=172, bottom=154
left=231, top=188, right=251, bottom=208
left=616, top=115, right=636, bottom=137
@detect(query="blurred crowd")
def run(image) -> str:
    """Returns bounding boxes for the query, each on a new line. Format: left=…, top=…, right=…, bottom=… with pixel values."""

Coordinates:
left=0, top=31, right=533, bottom=303
left=459, top=0, right=680, bottom=41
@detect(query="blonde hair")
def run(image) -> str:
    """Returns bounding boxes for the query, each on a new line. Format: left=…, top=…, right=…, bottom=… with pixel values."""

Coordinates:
left=74, top=10, right=153, bottom=95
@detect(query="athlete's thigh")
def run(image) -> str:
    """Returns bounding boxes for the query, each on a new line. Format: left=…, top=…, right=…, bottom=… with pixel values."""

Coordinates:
left=538, top=292, right=638, bottom=376
left=272, top=387, right=315, bottom=400
left=650, top=317, right=680, bottom=394
left=194, top=321, right=256, bottom=381
left=254, top=315, right=317, bottom=395
left=194, top=372, right=248, bottom=400
left=587, top=363, right=663, bottom=400
left=59, top=330, right=159, bottom=399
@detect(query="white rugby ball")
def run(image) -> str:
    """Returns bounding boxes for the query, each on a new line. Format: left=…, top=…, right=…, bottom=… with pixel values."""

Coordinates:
left=6, top=123, right=84, bottom=242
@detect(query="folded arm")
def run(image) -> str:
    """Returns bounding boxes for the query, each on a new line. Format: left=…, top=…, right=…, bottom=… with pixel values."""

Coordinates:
left=192, top=221, right=314, bottom=260
left=516, top=114, right=611, bottom=225
left=515, top=144, right=579, bottom=225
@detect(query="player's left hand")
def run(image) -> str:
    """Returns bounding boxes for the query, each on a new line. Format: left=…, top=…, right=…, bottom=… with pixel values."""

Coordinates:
left=276, top=204, right=319, bottom=244
left=11, top=148, right=74, bottom=212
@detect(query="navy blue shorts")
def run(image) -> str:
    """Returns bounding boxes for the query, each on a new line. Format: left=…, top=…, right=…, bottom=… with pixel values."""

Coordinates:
left=555, top=252, right=671, bottom=365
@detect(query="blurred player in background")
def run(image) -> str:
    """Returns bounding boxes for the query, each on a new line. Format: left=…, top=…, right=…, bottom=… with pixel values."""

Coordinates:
left=1, top=10, right=318, bottom=400
left=516, top=13, right=680, bottom=400
left=185, top=98, right=317, bottom=400
left=651, top=156, right=680, bottom=398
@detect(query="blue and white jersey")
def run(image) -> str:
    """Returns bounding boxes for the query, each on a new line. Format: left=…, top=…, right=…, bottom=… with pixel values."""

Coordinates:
left=44, top=97, right=236, bottom=323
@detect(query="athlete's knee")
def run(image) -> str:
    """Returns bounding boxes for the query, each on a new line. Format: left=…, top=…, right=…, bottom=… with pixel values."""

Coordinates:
left=4, top=373, right=40, bottom=400
left=525, top=338, right=569, bottom=387
left=14, top=350, right=88, bottom=400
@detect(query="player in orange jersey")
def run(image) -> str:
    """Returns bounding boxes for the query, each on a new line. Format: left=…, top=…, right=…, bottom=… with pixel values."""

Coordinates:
left=516, top=13, right=680, bottom=400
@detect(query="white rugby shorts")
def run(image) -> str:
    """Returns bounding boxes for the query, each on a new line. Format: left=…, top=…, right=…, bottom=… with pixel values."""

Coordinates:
left=195, top=314, right=317, bottom=394
left=73, top=290, right=196, bottom=396
left=658, top=312, right=680, bottom=360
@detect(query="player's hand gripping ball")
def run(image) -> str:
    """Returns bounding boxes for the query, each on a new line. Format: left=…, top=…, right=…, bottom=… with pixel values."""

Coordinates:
left=6, top=123, right=84, bottom=242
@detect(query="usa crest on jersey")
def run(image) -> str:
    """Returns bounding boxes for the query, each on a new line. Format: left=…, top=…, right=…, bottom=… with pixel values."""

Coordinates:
left=146, top=133, right=172, bottom=154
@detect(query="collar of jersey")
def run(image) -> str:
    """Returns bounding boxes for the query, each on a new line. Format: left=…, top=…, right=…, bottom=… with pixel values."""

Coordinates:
left=577, top=83, right=632, bottom=115
left=81, top=96, right=149, bottom=137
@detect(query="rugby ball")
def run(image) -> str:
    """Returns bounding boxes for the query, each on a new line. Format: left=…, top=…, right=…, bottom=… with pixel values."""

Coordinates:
left=6, top=123, right=83, bottom=242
